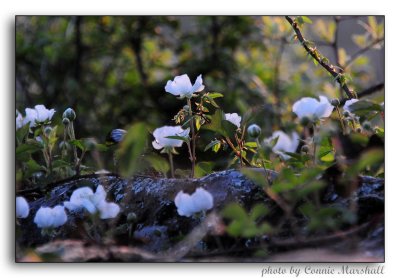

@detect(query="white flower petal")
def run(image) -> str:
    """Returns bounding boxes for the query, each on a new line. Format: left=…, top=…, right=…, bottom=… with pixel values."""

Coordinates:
left=16, top=110, right=24, bottom=130
left=34, top=206, right=67, bottom=228
left=343, top=98, right=359, bottom=113
left=23, top=108, right=38, bottom=127
left=190, top=74, right=205, bottom=93
left=97, top=201, right=120, bottom=219
left=16, top=196, right=29, bottom=218
left=266, top=130, right=300, bottom=161
left=225, top=113, right=242, bottom=128
left=292, top=97, right=319, bottom=119
left=165, top=74, right=193, bottom=98
left=191, top=188, right=214, bottom=211
left=152, top=126, right=188, bottom=150
left=174, top=191, right=196, bottom=217
left=314, top=96, right=334, bottom=118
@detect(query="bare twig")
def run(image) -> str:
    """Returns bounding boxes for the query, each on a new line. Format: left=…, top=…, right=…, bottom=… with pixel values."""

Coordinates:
left=285, top=16, right=355, bottom=99
left=339, top=83, right=384, bottom=105
left=345, top=38, right=384, bottom=69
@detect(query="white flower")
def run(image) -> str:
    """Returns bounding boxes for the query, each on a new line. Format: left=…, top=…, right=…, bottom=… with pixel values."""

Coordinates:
left=64, top=185, right=120, bottom=219
left=165, top=74, right=205, bottom=98
left=343, top=99, right=359, bottom=116
left=225, top=113, right=242, bottom=128
left=22, top=105, right=56, bottom=127
left=265, top=131, right=300, bottom=160
left=34, top=205, right=67, bottom=228
left=152, top=126, right=190, bottom=150
left=292, top=96, right=334, bottom=121
left=16, top=196, right=29, bottom=218
left=16, top=110, right=24, bottom=130
left=174, top=187, right=214, bottom=217
left=97, top=200, right=120, bottom=219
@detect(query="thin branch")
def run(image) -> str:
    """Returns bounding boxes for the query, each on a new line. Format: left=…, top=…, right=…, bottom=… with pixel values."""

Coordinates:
left=344, top=38, right=384, bottom=69
left=285, top=16, right=355, bottom=99
left=339, top=83, right=384, bottom=105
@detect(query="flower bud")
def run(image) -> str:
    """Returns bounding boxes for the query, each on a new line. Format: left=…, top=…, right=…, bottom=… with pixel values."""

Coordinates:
left=59, top=141, right=71, bottom=150
left=362, top=121, right=372, bottom=131
left=356, top=127, right=362, bottom=133
left=63, top=108, right=76, bottom=121
left=62, top=117, right=70, bottom=126
left=343, top=111, right=350, bottom=118
left=247, top=124, right=261, bottom=138
left=301, top=145, right=309, bottom=153
left=127, top=212, right=137, bottom=223
left=183, top=105, right=190, bottom=112
left=44, top=126, right=52, bottom=137
left=300, top=116, right=311, bottom=127
left=331, top=98, right=340, bottom=106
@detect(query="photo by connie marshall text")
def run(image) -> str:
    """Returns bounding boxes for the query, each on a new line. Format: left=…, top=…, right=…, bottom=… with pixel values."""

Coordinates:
left=261, top=265, right=384, bottom=277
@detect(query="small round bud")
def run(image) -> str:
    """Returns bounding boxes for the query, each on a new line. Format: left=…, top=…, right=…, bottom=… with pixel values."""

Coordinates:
left=63, top=108, right=76, bottom=121
left=59, top=141, right=71, bottom=150
left=356, top=127, right=362, bottom=133
left=300, top=116, right=311, bottom=127
left=44, top=126, right=52, bottom=137
left=331, top=98, right=340, bottom=106
left=362, top=121, right=372, bottom=131
left=62, top=117, right=70, bottom=126
left=343, top=111, right=350, bottom=118
left=247, top=124, right=261, bottom=138
left=301, top=145, right=309, bottom=153
left=127, top=212, right=137, bottom=223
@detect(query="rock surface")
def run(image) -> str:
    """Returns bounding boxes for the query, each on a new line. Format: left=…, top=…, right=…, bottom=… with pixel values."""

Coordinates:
left=16, top=169, right=384, bottom=261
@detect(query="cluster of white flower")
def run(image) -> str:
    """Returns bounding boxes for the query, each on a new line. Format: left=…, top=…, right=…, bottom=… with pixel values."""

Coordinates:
left=16, top=185, right=120, bottom=231
left=64, top=185, right=120, bottom=219
left=174, top=187, right=214, bottom=217
left=34, top=206, right=68, bottom=229
left=16, top=104, right=56, bottom=129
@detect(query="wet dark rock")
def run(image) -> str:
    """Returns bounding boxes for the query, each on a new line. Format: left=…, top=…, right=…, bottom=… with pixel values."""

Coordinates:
left=17, top=170, right=384, bottom=258
left=17, top=170, right=273, bottom=249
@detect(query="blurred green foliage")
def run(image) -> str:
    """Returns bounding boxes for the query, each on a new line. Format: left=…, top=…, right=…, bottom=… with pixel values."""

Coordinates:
left=16, top=15, right=384, bottom=180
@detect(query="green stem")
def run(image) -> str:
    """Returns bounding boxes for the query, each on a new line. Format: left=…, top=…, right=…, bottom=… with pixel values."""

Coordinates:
left=168, top=151, right=175, bottom=178
left=187, top=98, right=196, bottom=178
left=69, top=122, right=80, bottom=175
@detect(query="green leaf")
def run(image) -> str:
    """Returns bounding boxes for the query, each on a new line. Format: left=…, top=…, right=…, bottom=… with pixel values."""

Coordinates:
left=52, top=159, right=71, bottom=169
left=222, top=203, right=247, bottom=222
left=348, top=100, right=382, bottom=117
left=244, top=142, right=257, bottom=148
left=16, top=123, right=30, bottom=143
left=250, top=203, right=269, bottom=221
left=208, top=92, right=224, bottom=99
left=24, top=159, right=46, bottom=178
left=202, top=109, right=229, bottom=137
left=16, top=142, right=43, bottom=160
left=70, top=139, right=85, bottom=151
left=117, top=122, right=148, bottom=177
left=195, top=115, right=202, bottom=131
left=241, top=168, right=267, bottom=187
left=194, top=161, right=215, bottom=178
left=301, top=16, right=313, bottom=24
left=204, top=139, right=221, bottom=152
left=145, top=154, right=170, bottom=176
